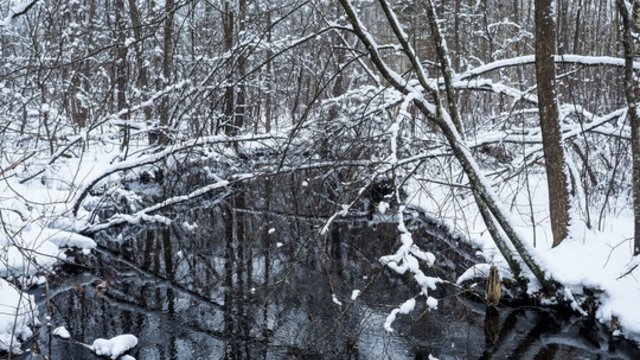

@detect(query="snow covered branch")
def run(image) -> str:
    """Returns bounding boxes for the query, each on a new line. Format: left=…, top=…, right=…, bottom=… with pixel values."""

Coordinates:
left=70, top=133, right=277, bottom=216
left=455, top=54, right=639, bottom=82
left=81, top=180, right=234, bottom=234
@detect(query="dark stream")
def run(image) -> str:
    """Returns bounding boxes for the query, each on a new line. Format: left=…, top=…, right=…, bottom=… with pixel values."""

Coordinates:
left=12, top=175, right=640, bottom=359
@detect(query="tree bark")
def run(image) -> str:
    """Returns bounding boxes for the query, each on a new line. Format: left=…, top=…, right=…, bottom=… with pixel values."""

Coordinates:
left=423, top=0, right=463, bottom=137
left=535, top=0, right=570, bottom=247
left=154, top=0, right=174, bottom=145
left=115, top=0, right=130, bottom=154
left=127, top=0, right=153, bottom=139
left=222, top=0, right=235, bottom=136
left=264, top=7, right=273, bottom=133
left=617, top=0, right=640, bottom=256
left=235, top=0, right=246, bottom=134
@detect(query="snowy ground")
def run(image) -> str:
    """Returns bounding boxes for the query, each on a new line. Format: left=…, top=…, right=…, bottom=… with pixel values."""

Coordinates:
left=1, top=138, right=639, bottom=354
left=0, top=144, right=114, bottom=353
left=407, top=173, right=640, bottom=339
left=0, top=278, right=39, bottom=354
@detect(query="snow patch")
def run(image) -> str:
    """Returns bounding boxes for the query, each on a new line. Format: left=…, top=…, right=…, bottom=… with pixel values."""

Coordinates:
left=0, top=279, right=39, bottom=354
left=426, top=296, right=438, bottom=310
left=90, top=334, right=138, bottom=359
left=378, top=201, right=389, bottom=214
left=52, top=326, right=70, bottom=339
left=332, top=294, right=342, bottom=306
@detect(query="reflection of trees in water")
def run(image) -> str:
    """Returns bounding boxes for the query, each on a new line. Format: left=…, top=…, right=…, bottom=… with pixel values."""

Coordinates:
left=216, top=177, right=370, bottom=359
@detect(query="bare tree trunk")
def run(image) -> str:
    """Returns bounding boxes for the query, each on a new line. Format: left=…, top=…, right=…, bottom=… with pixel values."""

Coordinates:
left=535, top=0, right=570, bottom=247
left=222, top=0, right=236, bottom=136
left=634, top=0, right=640, bottom=257
left=617, top=0, right=640, bottom=256
left=154, top=0, right=174, bottom=145
left=422, top=0, right=463, bottom=137
left=453, top=0, right=461, bottom=72
left=115, top=0, right=130, bottom=154
left=573, top=0, right=583, bottom=54
left=264, top=7, right=273, bottom=133
left=127, top=0, right=154, bottom=141
left=235, top=0, right=246, bottom=134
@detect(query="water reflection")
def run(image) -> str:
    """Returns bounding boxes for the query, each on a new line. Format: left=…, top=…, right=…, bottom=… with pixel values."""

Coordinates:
left=16, top=174, right=640, bottom=359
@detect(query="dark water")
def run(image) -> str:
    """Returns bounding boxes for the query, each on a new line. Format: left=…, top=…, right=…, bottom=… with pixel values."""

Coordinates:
left=13, top=177, right=640, bottom=359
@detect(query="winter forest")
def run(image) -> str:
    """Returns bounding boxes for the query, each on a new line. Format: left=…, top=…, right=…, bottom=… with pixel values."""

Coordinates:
left=1, top=0, right=640, bottom=358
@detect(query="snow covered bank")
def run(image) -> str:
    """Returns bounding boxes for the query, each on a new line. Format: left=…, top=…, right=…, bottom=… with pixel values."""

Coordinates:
left=408, top=174, right=640, bottom=340
left=0, top=222, right=96, bottom=279
left=542, top=215, right=640, bottom=335
left=0, top=200, right=95, bottom=353
left=0, top=278, right=39, bottom=353
left=0, top=145, right=117, bottom=353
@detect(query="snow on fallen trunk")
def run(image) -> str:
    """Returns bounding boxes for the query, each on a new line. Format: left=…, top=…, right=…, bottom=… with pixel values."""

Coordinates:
left=0, top=278, right=39, bottom=354
left=89, top=334, right=138, bottom=359
left=39, top=228, right=96, bottom=250
left=0, top=241, right=60, bottom=279
left=1, top=225, right=96, bottom=279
